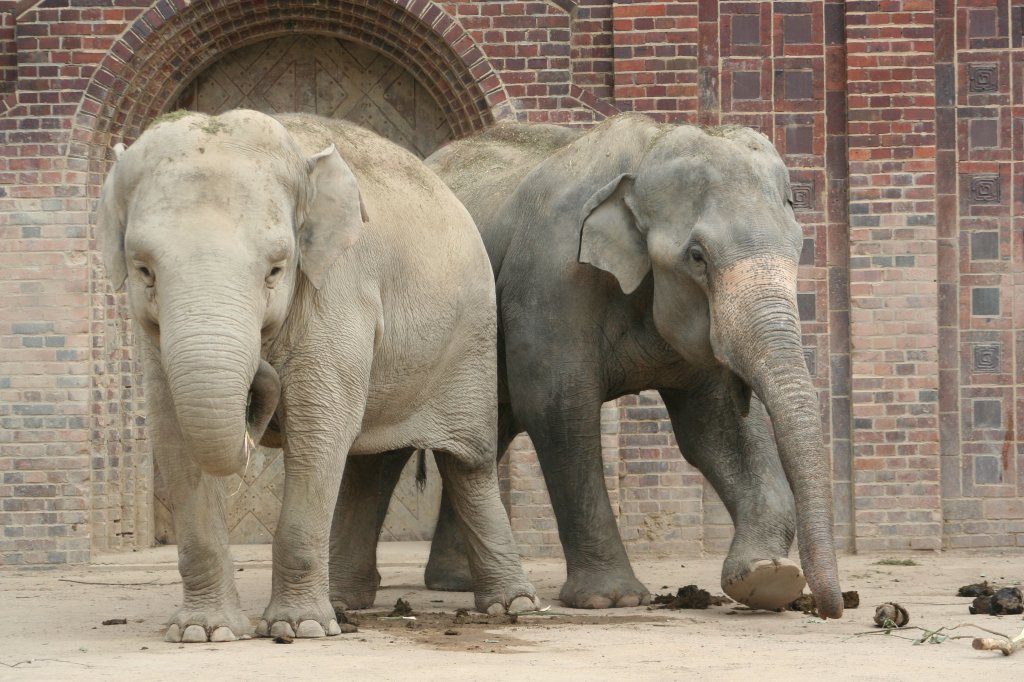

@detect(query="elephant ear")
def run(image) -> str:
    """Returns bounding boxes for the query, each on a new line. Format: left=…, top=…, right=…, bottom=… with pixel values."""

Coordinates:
left=299, top=144, right=368, bottom=289
left=578, top=173, right=650, bottom=295
left=96, top=143, right=129, bottom=291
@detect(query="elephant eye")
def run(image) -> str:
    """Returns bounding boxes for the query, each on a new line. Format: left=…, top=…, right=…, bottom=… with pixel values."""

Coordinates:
left=137, top=265, right=155, bottom=286
left=266, top=264, right=285, bottom=287
left=688, top=246, right=706, bottom=266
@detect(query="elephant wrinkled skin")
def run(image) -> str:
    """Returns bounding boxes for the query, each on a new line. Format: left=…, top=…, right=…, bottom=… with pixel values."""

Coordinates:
left=383, top=114, right=843, bottom=617
left=96, top=110, right=539, bottom=643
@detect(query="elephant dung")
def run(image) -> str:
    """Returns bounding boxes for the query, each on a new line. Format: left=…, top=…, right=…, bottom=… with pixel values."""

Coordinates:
left=957, top=581, right=996, bottom=598
left=652, top=585, right=731, bottom=610
left=787, top=590, right=860, bottom=615
left=969, top=587, right=1023, bottom=616
left=388, top=598, right=414, bottom=617
left=873, top=602, right=910, bottom=628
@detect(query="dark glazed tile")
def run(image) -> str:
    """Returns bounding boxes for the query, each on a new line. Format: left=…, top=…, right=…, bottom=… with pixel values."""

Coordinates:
left=797, top=292, right=816, bottom=321
left=800, top=238, right=815, bottom=265
left=969, top=118, right=999, bottom=148
left=974, top=456, right=1002, bottom=484
left=732, top=15, right=760, bottom=45
left=786, top=125, right=813, bottom=154
left=784, top=15, right=812, bottom=45
left=970, top=231, right=999, bottom=260
left=784, top=70, right=813, bottom=100
left=969, top=8, right=997, bottom=38
left=971, top=287, right=1000, bottom=316
left=973, top=399, right=1002, bottom=428
left=732, top=71, right=760, bottom=100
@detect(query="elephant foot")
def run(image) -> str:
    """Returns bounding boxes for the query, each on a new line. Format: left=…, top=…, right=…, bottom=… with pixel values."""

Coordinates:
left=474, top=580, right=543, bottom=615
left=163, top=605, right=251, bottom=643
left=257, top=599, right=342, bottom=639
left=559, top=568, right=651, bottom=609
left=329, top=586, right=377, bottom=613
left=424, top=549, right=473, bottom=592
left=722, top=558, right=805, bottom=610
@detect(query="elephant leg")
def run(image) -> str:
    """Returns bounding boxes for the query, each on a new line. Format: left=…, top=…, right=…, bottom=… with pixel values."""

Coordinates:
left=329, top=448, right=412, bottom=612
left=660, top=384, right=804, bottom=610
left=141, top=344, right=249, bottom=643
left=258, top=364, right=371, bottom=639
left=424, top=408, right=520, bottom=591
left=432, top=450, right=540, bottom=614
left=512, top=376, right=649, bottom=609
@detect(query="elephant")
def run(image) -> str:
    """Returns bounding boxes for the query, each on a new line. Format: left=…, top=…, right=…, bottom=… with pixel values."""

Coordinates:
left=96, top=109, right=540, bottom=643
left=354, top=113, right=844, bottom=617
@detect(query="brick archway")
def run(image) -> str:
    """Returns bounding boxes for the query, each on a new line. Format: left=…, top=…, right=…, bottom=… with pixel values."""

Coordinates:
left=74, top=0, right=508, bottom=189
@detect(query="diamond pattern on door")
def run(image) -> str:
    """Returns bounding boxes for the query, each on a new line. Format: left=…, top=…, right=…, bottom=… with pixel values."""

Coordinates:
left=174, top=35, right=453, bottom=158
left=154, top=35, right=452, bottom=545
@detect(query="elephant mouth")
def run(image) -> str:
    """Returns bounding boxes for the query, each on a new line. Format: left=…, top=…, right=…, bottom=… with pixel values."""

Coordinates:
left=246, top=360, right=282, bottom=447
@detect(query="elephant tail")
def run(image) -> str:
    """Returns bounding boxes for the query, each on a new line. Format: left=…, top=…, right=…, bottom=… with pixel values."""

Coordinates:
left=415, top=449, right=427, bottom=491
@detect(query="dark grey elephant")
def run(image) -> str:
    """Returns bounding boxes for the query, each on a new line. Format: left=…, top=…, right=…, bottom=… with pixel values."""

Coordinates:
left=343, top=114, right=843, bottom=617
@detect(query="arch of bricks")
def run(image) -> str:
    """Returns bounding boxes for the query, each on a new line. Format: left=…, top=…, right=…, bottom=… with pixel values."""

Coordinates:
left=71, top=0, right=510, bottom=553
left=72, top=0, right=509, bottom=191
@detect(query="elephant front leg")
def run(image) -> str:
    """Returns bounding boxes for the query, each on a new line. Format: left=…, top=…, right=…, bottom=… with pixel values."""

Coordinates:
left=661, top=385, right=805, bottom=610
left=143, top=350, right=249, bottom=643
left=257, top=438, right=350, bottom=639
left=257, top=372, right=370, bottom=639
left=329, top=449, right=412, bottom=612
left=433, top=451, right=540, bottom=615
left=162, top=473, right=251, bottom=643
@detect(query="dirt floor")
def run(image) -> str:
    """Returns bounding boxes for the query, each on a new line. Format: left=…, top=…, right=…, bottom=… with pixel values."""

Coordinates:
left=2, top=543, right=1022, bottom=681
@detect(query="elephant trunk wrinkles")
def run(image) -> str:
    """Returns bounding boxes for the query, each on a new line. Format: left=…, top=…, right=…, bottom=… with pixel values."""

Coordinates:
left=160, top=292, right=279, bottom=478
left=712, top=258, right=844, bottom=619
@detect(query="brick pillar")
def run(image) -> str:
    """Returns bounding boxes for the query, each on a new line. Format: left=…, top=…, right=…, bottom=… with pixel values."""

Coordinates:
left=845, top=3, right=942, bottom=550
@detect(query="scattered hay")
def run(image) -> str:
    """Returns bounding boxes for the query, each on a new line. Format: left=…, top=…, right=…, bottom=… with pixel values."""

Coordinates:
left=872, top=558, right=918, bottom=566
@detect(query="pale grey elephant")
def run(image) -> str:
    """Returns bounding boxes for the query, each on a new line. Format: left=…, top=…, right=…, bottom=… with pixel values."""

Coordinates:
left=353, top=114, right=844, bottom=618
left=97, top=110, right=540, bottom=643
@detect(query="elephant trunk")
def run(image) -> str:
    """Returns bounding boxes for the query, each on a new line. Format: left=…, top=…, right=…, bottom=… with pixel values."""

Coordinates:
left=711, top=256, right=843, bottom=619
left=160, top=292, right=280, bottom=477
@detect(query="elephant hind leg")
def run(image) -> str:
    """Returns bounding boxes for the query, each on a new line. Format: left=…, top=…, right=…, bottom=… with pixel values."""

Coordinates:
left=432, top=449, right=540, bottom=614
left=425, top=407, right=522, bottom=592
left=329, top=448, right=413, bottom=612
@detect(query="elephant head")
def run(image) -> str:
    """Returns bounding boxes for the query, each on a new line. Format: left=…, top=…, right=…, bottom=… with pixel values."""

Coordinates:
left=97, top=110, right=366, bottom=477
left=578, top=125, right=843, bottom=618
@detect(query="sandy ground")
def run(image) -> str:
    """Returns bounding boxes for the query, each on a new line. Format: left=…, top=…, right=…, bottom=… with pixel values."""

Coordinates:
left=1, top=543, right=1022, bottom=681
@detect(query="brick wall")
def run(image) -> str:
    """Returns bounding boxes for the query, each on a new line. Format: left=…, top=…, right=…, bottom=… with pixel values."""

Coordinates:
left=0, top=0, right=1022, bottom=566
